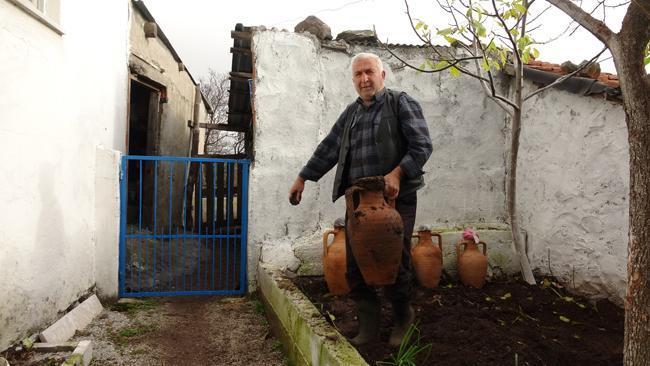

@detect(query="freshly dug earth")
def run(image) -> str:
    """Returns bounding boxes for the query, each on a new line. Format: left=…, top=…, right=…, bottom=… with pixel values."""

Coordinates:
left=5, top=296, right=285, bottom=366
left=294, top=276, right=624, bottom=366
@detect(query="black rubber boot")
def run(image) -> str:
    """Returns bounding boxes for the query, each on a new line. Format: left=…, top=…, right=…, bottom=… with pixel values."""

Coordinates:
left=388, top=301, right=415, bottom=347
left=350, top=299, right=380, bottom=346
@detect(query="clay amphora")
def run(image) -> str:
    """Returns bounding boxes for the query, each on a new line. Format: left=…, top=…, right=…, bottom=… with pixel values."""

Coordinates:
left=345, top=176, right=404, bottom=286
left=456, top=239, right=488, bottom=288
left=322, top=219, right=350, bottom=295
left=411, top=230, right=443, bottom=288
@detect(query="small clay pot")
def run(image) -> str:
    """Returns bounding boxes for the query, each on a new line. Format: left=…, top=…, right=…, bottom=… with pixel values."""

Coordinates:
left=456, top=239, right=488, bottom=288
left=411, top=230, right=443, bottom=288
left=345, top=176, right=403, bottom=286
left=322, top=222, right=350, bottom=295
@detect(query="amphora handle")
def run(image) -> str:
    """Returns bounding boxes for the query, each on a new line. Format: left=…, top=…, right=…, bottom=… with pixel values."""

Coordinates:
left=455, top=240, right=466, bottom=259
left=432, top=232, right=443, bottom=251
left=322, top=229, right=336, bottom=258
left=345, top=185, right=363, bottom=217
left=478, top=240, right=487, bottom=255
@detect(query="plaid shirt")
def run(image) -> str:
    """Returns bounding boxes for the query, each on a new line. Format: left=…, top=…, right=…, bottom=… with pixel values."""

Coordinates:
left=300, top=88, right=432, bottom=186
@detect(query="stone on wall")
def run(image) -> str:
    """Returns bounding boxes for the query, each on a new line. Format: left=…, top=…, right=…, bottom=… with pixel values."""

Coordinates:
left=335, top=30, right=376, bottom=44
left=294, top=15, right=332, bottom=41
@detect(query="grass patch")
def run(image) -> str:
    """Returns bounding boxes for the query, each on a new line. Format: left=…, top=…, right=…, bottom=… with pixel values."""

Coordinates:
left=118, top=324, right=157, bottom=338
left=109, top=323, right=158, bottom=348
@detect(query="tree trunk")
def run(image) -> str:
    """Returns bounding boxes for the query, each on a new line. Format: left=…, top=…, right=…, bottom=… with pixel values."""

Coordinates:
left=508, top=53, right=536, bottom=285
left=611, top=7, right=650, bottom=364
left=610, top=5, right=650, bottom=366
left=621, top=64, right=650, bottom=366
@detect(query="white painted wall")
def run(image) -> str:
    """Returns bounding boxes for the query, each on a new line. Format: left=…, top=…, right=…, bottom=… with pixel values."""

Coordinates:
left=517, top=84, right=628, bottom=304
left=0, top=0, right=129, bottom=349
left=249, top=29, right=628, bottom=304
left=249, top=30, right=507, bottom=281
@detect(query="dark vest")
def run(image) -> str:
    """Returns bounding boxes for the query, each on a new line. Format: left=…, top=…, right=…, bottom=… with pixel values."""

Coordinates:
left=331, top=88, right=425, bottom=202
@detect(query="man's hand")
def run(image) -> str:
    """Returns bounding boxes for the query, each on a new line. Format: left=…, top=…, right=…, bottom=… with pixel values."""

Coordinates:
left=289, top=176, right=305, bottom=205
left=384, top=166, right=403, bottom=200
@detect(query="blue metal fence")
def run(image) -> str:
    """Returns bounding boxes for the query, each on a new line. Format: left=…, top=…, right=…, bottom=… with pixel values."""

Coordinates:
left=119, top=155, right=250, bottom=297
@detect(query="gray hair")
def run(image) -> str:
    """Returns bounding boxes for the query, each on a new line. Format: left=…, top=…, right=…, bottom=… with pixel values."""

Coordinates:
left=351, top=52, right=384, bottom=72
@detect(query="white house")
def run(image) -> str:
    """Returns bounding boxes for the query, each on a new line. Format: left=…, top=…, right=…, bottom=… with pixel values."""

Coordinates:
left=0, top=0, right=209, bottom=350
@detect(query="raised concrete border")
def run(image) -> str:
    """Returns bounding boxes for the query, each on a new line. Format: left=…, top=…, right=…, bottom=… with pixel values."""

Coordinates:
left=39, top=295, right=103, bottom=343
left=61, top=340, right=92, bottom=366
left=257, top=264, right=368, bottom=366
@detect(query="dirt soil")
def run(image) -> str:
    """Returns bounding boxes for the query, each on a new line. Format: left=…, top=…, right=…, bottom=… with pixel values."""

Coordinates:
left=294, top=276, right=624, bottom=366
left=5, top=296, right=286, bottom=366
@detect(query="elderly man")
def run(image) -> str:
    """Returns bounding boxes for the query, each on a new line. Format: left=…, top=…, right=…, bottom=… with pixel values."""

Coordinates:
left=289, top=52, right=432, bottom=347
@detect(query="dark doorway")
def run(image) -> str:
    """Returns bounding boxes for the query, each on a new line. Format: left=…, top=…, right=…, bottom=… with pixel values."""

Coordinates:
left=127, top=80, right=161, bottom=227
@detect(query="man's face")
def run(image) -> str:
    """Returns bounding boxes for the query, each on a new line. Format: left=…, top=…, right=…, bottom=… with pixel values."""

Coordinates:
left=352, top=58, right=386, bottom=102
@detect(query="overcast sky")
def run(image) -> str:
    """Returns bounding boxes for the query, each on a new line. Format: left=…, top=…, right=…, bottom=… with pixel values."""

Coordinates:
left=142, top=0, right=625, bottom=81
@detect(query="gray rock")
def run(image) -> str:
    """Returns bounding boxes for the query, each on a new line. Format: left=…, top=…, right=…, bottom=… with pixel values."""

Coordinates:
left=321, top=40, right=350, bottom=53
left=335, top=29, right=376, bottom=44
left=294, top=16, right=332, bottom=40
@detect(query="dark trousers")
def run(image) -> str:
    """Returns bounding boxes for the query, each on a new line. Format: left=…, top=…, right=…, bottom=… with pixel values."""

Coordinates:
left=345, top=191, right=417, bottom=304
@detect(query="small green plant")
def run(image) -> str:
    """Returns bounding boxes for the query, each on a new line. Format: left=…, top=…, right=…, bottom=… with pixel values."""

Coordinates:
left=272, top=340, right=283, bottom=351
left=377, top=323, right=432, bottom=366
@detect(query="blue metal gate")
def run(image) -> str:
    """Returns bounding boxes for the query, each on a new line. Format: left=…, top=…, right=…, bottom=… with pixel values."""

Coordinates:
left=119, top=155, right=250, bottom=297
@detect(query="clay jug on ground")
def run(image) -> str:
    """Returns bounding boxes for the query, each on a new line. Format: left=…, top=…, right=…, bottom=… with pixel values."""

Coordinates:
left=456, top=239, right=488, bottom=288
left=345, top=176, right=404, bottom=286
left=322, top=218, right=350, bottom=295
left=411, top=229, right=443, bottom=288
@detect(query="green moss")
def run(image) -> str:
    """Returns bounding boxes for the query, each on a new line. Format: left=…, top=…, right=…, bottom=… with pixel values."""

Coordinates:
left=62, top=354, right=82, bottom=366
left=297, top=262, right=319, bottom=276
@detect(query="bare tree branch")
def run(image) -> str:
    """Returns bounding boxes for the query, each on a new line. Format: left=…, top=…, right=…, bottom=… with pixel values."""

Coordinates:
left=544, top=0, right=615, bottom=45
left=524, top=46, right=608, bottom=101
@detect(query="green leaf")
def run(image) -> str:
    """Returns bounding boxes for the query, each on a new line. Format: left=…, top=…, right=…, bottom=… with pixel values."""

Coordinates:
left=559, top=315, right=571, bottom=323
left=514, top=3, right=527, bottom=14
left=476, top=23, right=487, bottom=38
left=449, top=66, right=461, bottom=77
left=480, top=58, right=490, bottom=71
left=437, top=27, right=453, bottom=36
left=425, top=59, right=435, bottom=70
left=416, top=22, right=423, bottom=30
left=532, top=48, right=540, bottom=59
left=510, top=28, right=519, bottom=38
left=435, top=60, right=449, bottom=70
left=444, top=35, right=458, bottom=45
left=644, top=55, right=650, bottom=66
